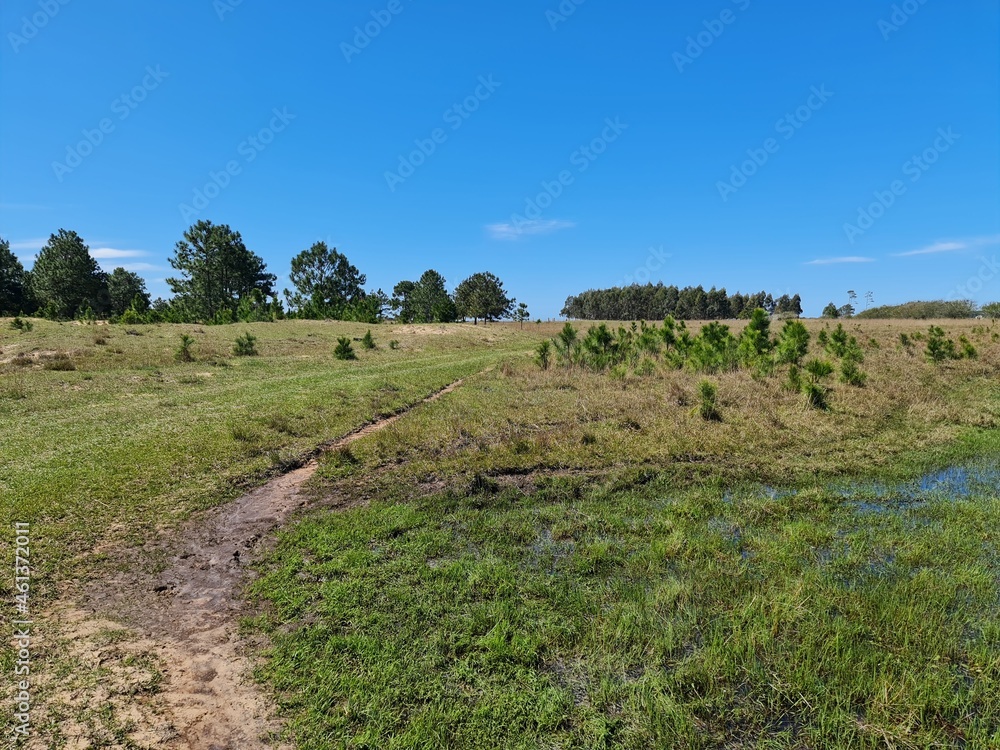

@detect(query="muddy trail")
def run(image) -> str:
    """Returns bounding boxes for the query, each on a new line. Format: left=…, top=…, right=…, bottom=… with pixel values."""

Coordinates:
left=67, top=378, right=468, bottom=750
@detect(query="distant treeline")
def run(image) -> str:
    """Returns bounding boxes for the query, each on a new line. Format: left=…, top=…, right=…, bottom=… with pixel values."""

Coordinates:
left=0, top=223, right=520, bottom=325
left=561, top=284, right=802, bottom=321
left=855, top=300, right=997, bottom=320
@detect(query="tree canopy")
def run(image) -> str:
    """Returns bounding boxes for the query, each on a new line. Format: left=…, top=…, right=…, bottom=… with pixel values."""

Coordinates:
left=30, top=229, right=108, bottom=318
left=0, top=237, right=34, bottom=315
left=167, top=221, right=275, bottom=322
left=106, top=267, right=150, bottom=316
left=855, top=300, right=979, bottom=320
left=392, top=270, right=456, bottom=323
left=284, top=242, right=367, bottom=316
left=561, top=283, right=799, bottom=321
left=455, top=272, right=514, bottom=323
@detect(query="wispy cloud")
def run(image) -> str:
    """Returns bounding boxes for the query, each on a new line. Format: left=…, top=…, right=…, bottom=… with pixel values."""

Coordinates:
left=90, top=247, right=148, bottom=259
left=486, top=219, right=576, bottom=240
left=893, top=234, right=1000, bottom=257
left=8, top=238, right=48, bottom=252
left=805, top=256, right=876, bottom=265
left=114, top=262, right=168, bottom=272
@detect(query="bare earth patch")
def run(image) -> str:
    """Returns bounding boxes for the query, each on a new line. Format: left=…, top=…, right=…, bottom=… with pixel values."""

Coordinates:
left=35, top=379, right=468, bottom=749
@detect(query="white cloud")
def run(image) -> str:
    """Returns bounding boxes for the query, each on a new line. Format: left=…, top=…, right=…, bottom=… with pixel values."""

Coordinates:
left=894, top=241, right=965, bottom=257
left=893, top=234, right=1000, bottom=257
left=114, top=262, right=167, bottom=272
left=486, top=219, right=576, bottom=240
left=8, top=238, right=48, bottom=251
left=90, top=247, right=148, bottom=259
left=805, top=256, right=876, bottom=265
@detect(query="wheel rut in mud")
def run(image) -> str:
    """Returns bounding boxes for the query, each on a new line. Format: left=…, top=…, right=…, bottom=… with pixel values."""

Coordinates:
left=73, top=377, right=468, bottom=749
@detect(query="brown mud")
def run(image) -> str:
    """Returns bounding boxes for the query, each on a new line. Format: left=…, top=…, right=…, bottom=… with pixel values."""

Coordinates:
left=45, top=378, right=467, bottom=749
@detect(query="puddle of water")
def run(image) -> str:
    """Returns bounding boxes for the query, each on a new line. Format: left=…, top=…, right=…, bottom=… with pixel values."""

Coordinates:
left=849, top=461, right=1000, bottom=506
left=722, top=459, right=998, bottom=513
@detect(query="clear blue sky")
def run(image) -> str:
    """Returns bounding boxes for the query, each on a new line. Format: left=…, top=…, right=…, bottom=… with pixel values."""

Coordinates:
left=2, top=0, right=998, bottom=317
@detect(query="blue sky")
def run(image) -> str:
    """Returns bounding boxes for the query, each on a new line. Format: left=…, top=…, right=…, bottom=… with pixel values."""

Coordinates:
left=1, top=0, right=998, bottom=318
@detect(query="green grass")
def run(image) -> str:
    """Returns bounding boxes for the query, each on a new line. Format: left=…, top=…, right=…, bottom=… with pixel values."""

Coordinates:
left=4, top=317, right=1000, bottom=748
left=249, top=469, right=1000, bottom=748
left=243, top=319, right=1000, bottom=749
left=0, top=319, right=535, bottom=591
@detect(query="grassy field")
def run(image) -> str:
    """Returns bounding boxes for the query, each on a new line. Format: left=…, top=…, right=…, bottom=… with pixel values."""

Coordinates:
left=245, top=318, right=1000, bottom=749
left=2, top=316, right=999, bottom=748
left=0, top=319, right=535, bottom=586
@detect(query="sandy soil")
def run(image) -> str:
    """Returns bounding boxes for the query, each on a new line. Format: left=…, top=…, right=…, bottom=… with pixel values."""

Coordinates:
left=39, top=378, right=467, bottom=749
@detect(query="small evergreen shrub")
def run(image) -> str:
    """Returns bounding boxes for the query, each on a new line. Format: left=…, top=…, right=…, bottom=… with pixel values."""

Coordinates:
left=535, top=340, right=552, bottom=370
left=176, top=334, right=196, bottom=362
left=925, top=326, right=957, bottom=363
left=335, top=337, right=356, bottom=360
left=233, top=332, right=258, bottom=356
left=697, top=380, right=721, bottom=421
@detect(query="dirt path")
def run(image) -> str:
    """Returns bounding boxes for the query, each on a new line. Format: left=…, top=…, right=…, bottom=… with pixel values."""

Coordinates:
left=58, top=378, right=467, bottom=749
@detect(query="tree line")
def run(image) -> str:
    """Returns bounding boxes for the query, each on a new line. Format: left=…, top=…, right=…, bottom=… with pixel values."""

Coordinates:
left=561, top=283, right=803, bottom=321
left=0, top=222, right=520, bottom=325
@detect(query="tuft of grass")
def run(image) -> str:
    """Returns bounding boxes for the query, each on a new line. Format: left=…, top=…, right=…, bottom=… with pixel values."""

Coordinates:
left=43, top=354, right=76, bottom=371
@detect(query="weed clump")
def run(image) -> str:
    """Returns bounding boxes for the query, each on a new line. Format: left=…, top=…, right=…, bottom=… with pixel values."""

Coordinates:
left=43, top=354, right=76, bottom=371
left=10, top=316, right=33, bottom=332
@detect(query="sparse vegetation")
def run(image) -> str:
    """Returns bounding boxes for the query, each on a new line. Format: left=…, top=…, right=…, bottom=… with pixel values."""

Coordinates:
left=10, top=316, right=32, bottom=332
